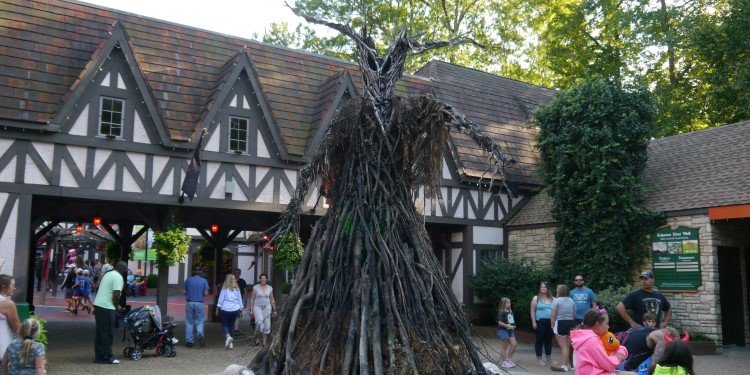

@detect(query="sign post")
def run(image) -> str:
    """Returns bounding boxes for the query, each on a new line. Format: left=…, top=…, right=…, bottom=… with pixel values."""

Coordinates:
left=651, top=226, right=701, bottom=290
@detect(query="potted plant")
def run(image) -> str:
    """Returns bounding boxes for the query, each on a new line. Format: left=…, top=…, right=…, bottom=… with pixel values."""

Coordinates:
left=152, top=221, right=191, bottom=267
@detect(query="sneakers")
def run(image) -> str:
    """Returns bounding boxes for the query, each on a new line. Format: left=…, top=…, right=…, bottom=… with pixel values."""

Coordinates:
left=551, top=364, right=572, bottom=372
left=225, top=336, right=233, bottom=349
left=501, top=359, right=516, bottom=368
left=229, top=341, right=234, bottom=349
left=198, top=334, right=205, bottom=347
left=185, top=342, right=193, bottom=348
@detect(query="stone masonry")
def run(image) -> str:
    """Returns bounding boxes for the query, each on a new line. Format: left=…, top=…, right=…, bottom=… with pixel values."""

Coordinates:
left=507, top=226, right=556, bottom=267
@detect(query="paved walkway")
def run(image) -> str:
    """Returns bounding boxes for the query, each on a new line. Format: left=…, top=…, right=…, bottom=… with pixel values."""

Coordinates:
left=32, top=292, right=750, bottom=374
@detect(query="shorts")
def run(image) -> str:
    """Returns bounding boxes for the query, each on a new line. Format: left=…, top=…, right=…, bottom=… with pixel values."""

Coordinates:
left=497, top=328, right=514, bottom=341
left=554, top=319, right=576, bottom=336
left=64, top=288, right=74, bottom=299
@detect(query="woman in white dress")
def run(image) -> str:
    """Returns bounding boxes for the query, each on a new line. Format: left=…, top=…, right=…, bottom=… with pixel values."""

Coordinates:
left=249, top=274, right=276, bottom=345
left=0, top=275, right=21, bottom=365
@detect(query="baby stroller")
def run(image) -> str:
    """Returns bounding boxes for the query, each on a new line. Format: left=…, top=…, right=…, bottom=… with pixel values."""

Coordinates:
left=121, top=305, right=177, bottom=360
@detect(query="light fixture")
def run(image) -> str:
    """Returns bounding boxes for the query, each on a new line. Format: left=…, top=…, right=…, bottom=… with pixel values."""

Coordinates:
left=210, top=224, right=219, bottom=234
left=92, top=216, right=102, bottom=226
left=75, top=223, right=84, bottom=234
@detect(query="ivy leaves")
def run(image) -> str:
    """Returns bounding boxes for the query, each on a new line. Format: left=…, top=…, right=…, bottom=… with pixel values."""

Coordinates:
left=536, top=78, right=664, bottom=291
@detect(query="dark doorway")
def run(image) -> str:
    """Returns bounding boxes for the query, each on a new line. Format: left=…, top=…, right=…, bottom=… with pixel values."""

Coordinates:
left=718, top=246, right=745, bottom=346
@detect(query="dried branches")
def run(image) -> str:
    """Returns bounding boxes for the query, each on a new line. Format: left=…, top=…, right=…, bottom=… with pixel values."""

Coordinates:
left=251, top=6, right=516, bottom=375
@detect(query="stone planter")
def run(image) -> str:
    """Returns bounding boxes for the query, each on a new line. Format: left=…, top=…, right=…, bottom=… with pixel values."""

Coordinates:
left=687, top=341, right=718, bottom=355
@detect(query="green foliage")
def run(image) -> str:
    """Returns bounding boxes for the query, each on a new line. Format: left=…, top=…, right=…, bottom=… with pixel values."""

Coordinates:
left=536, top=78, right=664, bottom=292
left=273, top=232, right=305, bottom=271
left=196, top=242, right=215, bottom=268
left=280, top=282, right=293, bottom=294
left=152, top=221, right=191, bottom=267
left=146, top=273, right=158, bottom=288
left=596, top=284, right=637, bottom=333
left=691, top=0, right=750, bottom=127
left=262, top=0, right=523, bottom=74
left=29, top=313, right=47, bottom=349
left=103, top=241, right=120, bottom=264
left=471, top=258, right=551, bottom=329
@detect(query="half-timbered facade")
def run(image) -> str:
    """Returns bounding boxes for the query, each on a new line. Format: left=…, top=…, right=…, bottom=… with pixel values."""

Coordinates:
left=0, top=0, right=554, bottom=311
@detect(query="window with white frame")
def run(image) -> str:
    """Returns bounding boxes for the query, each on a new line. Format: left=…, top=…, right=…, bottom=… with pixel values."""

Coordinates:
left=228, top=116, right=249, bottom=153
left=99, top=97, right=125, bottom=138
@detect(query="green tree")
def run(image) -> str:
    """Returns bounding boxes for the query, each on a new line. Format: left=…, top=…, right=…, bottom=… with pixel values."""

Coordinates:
left=691, top=0, right=750, bottom=126
left=535, top=78, right=663, bottom=291
left=262, top=0, right=523, bottom=73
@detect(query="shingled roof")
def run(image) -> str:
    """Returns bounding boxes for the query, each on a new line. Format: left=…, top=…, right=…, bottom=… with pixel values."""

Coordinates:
left=506, top=120, right=750, bottom=226
left=0, top=0, right=552, bottom=185
left=415, top=61, right=555, bottom=185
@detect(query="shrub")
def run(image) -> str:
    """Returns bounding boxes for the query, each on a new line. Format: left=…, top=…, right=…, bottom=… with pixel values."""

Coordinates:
left=146, top=273, right=158, bottom=288
left=280, top=282, right=293, bottom=294
left=471, top=258, right=551, bottom=329
left=29, top=313, right=47, bottom=349
left=596, top=284, right=637, bottom=333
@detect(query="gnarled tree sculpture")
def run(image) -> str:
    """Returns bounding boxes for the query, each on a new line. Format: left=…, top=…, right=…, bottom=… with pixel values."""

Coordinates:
left=250, top=8, right=515, bottom=375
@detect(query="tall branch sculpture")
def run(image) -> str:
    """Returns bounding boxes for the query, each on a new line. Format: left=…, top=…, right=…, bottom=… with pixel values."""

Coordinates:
left=251, top=8, right=515, bottom=375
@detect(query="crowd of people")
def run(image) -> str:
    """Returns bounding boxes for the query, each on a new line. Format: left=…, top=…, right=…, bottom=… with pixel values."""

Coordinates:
left=497, top=270, right=690, bottom=374
left=183, top=268, right=276, bottom=351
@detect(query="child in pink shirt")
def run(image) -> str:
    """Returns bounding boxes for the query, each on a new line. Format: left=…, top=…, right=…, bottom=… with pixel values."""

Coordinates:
left=570, top=309, right=637, bottom=375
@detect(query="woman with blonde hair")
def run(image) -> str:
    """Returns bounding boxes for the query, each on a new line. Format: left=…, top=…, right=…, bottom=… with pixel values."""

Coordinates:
left=551, top=284, right=576, bottom=372
left=2, top=318, right=46, bottom=374
left=216, top=274, right=243, bottom=349
left=0, top=274, right=21, bottom=365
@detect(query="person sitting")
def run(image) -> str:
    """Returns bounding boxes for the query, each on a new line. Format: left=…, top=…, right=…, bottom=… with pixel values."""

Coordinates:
left=1, top=318, right=46, bottom=375
left=569, top=309, right=636, bottom=375
left=622, top=314, right=685, bottom=373
left=648, top=341, right=694, bottom=375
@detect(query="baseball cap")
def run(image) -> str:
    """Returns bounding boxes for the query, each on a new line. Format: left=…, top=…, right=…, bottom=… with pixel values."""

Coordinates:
left=83, top=270, right=89, bottom=275
left=639, top=271, right=654, bottom=279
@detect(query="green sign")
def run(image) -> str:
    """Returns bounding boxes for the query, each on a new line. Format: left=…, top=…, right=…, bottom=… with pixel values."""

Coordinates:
left=132, top=248, right=158, bottom=261
left=651, top=226, right=701, bottom=290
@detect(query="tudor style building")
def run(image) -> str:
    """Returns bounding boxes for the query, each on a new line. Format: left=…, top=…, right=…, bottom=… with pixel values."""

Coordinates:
left=0, top=0, right=553, bottom=313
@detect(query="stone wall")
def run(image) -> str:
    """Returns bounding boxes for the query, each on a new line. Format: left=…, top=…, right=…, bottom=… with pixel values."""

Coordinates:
left=507, top=226, right=556, bottom=267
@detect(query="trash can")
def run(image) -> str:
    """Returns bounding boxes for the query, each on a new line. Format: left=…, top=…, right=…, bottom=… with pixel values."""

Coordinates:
left=16, top=302, right=31, bottom=322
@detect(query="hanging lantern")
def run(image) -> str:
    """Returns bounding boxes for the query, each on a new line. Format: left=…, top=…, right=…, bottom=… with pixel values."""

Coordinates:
left=75, top=223, right=84, bottom=233
left=262, top=234, right=269, bottom=242
left=210, top=224, right=219, bottom=234
left=92, top=216, right=102, bottom=226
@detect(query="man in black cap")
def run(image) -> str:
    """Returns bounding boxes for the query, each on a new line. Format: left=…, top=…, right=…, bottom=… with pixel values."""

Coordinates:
left=616, top=270, right=672, bottom=328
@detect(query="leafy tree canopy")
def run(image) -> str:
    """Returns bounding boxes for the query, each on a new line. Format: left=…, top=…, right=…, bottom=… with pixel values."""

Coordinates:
left=535, top=78, right=664, bottom=291
left=259, top=0, right=748, bottom=135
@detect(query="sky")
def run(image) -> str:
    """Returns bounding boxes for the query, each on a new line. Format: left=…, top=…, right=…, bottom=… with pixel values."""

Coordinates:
left=79, top=0, right=299, bottom=41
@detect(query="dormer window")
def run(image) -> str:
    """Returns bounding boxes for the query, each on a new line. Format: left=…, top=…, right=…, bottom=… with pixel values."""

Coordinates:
left=228, top=116, right=249, bottom=153
left=98, top=97, right=125, bottom=138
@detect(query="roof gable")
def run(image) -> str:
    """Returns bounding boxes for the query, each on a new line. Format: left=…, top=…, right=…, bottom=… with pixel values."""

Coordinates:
left=50, top=21, right=170, bottom=145
left=305, top=70, right=358, bottom=158
left=199, top=50, right=287, bottom=159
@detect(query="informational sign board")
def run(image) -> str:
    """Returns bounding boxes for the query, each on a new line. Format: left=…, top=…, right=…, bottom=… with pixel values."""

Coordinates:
left=132, top=248, right=157, bottom=261
left=651, top=226, right=701, bottom=290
